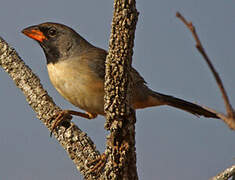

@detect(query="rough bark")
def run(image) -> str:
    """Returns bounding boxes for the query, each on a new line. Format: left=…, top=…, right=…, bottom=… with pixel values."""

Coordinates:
left=0, top=37, right=101, bottom=180
left=210, top=165, right=235, bottom=180
left=102, top=0, right=139, bottom=179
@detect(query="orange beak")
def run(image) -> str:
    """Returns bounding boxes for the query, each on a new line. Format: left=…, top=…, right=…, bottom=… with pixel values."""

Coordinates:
left=22, top=26, right=47, bottom=42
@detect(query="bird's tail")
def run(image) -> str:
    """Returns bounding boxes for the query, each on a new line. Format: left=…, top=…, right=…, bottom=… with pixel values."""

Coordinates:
left=148, top=90, right=219, bottom=119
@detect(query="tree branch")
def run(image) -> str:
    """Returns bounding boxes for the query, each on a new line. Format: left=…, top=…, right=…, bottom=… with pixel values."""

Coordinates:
left=0, top=37, right=101, bottom=179
left=176, top=12, right=235, bottom=130
left=210, top=165, right=235, bottom=180
left=103, top=0, right=139, bottom=179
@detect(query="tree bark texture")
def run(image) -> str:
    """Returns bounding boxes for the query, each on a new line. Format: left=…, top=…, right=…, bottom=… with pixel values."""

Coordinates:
left=103, top=0, right=139, bottom=179
left=210, top=165, right=235, bottom=180
left=0, top=37, right=101, bottom=180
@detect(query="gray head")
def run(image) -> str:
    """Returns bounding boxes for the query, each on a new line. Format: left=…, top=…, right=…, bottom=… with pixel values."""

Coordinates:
left=22, top=22, right=93, bottom=64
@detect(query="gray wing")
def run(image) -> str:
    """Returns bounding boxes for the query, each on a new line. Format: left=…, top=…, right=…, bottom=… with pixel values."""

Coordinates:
left=86, top=47, right=107, bottom=80
left=86, top=46, right=149, bottom=93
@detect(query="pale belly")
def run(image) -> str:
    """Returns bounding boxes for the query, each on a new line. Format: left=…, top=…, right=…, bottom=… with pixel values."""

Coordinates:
left=47, top=60, right=105, bottom=115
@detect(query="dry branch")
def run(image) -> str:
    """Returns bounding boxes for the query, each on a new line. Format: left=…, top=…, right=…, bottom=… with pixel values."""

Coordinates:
left=102, top=0, right=139, bottom=179
left=176, top=12, right=235, bottom=130
left=210, top=165, right=235, bottom=180
left=176, top=11, right=235, bottom=180
left=0, top=37, right=101, bottom=180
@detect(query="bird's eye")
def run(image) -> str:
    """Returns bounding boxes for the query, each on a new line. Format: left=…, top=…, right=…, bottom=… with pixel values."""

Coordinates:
left=48, top=27, right=57, bottom=37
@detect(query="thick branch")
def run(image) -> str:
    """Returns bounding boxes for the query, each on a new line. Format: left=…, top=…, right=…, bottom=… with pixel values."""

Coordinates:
left=176, top=12, right=235, bottom=130
left=0, top=37, right=100, bottom=179
left=210, top=165, right=235, bottom=180
left=103, top=0, right=139, bottom=179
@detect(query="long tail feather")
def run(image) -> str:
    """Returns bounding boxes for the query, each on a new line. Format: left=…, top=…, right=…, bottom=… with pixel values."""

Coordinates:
left=150, top=91, right=219, bottom=119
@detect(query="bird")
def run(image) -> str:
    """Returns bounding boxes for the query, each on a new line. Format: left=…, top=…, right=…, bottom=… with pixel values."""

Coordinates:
left=21, top=22, right=219, bottom=132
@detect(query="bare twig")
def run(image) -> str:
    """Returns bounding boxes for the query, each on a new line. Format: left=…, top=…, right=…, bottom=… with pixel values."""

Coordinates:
left=176, top=12, right=235, bottom=130
left=210, top=165, right=235, bottom=180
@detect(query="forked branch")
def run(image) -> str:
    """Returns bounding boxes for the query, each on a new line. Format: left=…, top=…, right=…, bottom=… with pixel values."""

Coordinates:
left=176, top=12, right=235, bottom=130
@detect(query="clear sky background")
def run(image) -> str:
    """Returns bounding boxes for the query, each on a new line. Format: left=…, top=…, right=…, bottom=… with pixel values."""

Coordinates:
left=0, top=0, right=234, bottom=180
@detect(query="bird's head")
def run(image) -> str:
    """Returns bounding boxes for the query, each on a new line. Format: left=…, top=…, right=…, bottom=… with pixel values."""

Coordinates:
left=22, top=22, right=92, bottom=64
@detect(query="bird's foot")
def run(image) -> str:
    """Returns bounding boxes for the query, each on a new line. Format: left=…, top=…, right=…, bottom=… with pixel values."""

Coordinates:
left=88, top=153, right=107, bottom=174
left=49, top=110, right=97, bottom=136
left=49, top=110, right=72, bottom=137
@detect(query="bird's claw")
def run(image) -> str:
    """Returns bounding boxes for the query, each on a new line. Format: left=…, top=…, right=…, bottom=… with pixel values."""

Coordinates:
left=49, top=110, right=72, bottom=137
left=48, top=110, right=97, bottom=137
left=88, top=153, right=107, bottom=174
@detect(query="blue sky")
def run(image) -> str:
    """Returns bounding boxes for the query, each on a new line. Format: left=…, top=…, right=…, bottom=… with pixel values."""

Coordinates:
left=0, top=0, right=234, bottom=179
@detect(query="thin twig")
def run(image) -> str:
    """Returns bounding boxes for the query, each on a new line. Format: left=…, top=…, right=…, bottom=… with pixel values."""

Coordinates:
left=202, top=105, right=235, bottom=129
left=176, top=12, right=235, bottom=129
